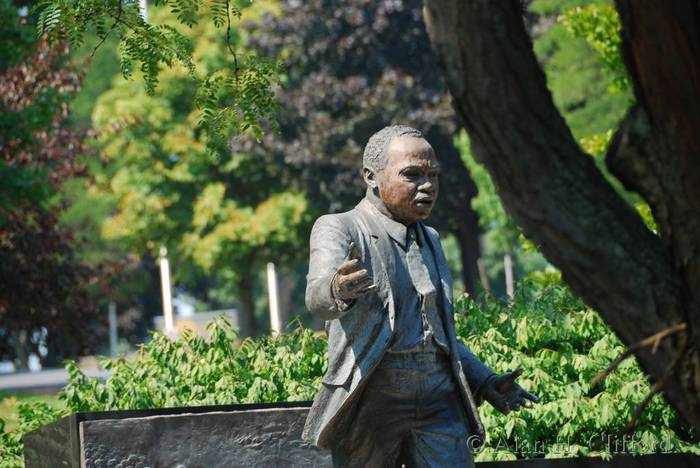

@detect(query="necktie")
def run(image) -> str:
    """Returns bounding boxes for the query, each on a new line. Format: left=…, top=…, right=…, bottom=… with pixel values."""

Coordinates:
left=406, top=224, right=450, bottom=352
left=406, top=225, right=436, bottom=298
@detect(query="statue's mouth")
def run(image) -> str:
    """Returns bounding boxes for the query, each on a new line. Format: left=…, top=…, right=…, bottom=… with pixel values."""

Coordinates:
left=414, top=198, right=434, bottom=207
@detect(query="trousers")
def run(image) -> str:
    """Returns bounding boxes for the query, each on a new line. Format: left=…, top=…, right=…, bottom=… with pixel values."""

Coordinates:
left=331, top=352, right=476, bottom=468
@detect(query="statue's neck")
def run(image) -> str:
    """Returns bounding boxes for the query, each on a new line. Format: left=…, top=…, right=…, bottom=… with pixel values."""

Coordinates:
left=365, top=187, right=408, bottom=226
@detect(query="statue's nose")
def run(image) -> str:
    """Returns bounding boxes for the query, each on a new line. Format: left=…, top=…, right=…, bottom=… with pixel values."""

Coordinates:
left=418, top=179, right=436, bottom=193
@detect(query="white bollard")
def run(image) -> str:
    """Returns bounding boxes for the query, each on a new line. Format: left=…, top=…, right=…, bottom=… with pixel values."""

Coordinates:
left=159, top=246, right=174, bottom=336
left=267, top=262, right=281, bottom=336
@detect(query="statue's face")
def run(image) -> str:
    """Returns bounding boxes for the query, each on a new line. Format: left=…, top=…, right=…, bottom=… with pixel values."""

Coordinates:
left=376, top=135, right=440, bottom=225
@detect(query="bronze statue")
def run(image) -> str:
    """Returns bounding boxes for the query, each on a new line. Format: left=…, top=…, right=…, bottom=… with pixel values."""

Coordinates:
left=302, top=125, right=539, bottom=467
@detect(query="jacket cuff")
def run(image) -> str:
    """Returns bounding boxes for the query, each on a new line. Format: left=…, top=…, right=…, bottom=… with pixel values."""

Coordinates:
left=330, top=272, right=356, bottom=314
left=473, top=372, right=498, bottom=406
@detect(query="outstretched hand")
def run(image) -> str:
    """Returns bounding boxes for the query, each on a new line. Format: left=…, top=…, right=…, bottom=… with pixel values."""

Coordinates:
left=332, top=242, right=377, bottom=302
left=483, top=368, right=540, bottom=415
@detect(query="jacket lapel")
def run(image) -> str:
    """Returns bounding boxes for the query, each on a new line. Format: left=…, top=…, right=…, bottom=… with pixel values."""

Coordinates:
left=422, top=225, right=454, bottom=315
left=355, top=199, right=396, bottom=329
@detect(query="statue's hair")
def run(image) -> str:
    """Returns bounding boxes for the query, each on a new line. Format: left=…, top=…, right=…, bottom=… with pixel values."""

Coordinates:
left=363, top=125, right=423, bottom=172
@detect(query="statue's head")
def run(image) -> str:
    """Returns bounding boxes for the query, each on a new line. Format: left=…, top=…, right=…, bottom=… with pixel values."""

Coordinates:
left=363, top=125, right=440, bottom=225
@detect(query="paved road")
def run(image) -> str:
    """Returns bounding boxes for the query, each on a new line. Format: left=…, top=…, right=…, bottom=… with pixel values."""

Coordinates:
left=0, top=368, right=110, bottom=393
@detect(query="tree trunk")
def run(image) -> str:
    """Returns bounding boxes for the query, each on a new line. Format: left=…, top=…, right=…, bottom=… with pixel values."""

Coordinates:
left=423, top=0, right=700, bottom=431
left=236, top=268, right=258, bottom=338
left=453, top=205, right=482, bottom=296
left=477, top=256, right=490, bottom=292
left=277, top=269, right=294, bottom=332
left=12, top=330, right=30, bottom=371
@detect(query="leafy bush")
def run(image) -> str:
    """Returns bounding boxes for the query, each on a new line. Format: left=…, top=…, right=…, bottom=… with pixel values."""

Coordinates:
left=459, top=271, right=699, bottom=461
left=2, top=276, right=698, bottom=466
left=0, top=401, right=66, bottom=468
left=61, top=317, right=327, bottom=412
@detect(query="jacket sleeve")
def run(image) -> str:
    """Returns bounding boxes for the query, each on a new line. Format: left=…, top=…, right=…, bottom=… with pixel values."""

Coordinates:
left=457, top=339, right=497, bottom=406
left=305, top=214, right=358, bottom=321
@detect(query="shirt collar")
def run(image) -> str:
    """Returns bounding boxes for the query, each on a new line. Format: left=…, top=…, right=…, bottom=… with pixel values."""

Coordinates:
left=364, top=198, right=422, bottom=250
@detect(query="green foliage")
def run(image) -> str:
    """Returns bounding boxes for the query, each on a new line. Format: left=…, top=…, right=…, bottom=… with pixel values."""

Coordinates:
left=457, top=272, right=699, bottom=460
left=83, top=2, right=310, bottom=324
left=4, top=279, right=699, bottom=464
left=0, top=1, right=36, bottom=72
left=634, top=202, right=658, bottom=234
left=196, top=54, right=281, bottom=151
left=530, top=0, right=632, bottom=138
left=456, top=131, right=518, bottom=253
left=0, top=401, right=67, bottom=467
left=0, top=316, right=326, bottom=466
left=559, top=4, right=630, bottom=93
left=60, top=316, right=326, bottom=412
left=578, top=129, right=614, bottom=158
left=36, top=0, right=280, bottom=147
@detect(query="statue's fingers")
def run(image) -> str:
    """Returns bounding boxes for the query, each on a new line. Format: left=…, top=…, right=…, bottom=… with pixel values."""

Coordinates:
left=339, top=269, right=368, bottom=287
left=522, top=390, right=540, bottom=404
left=337, top=258, right=360, bottom=275
left=363, top=284, right=378, bottom=293
left=354, top=282, right=377, bottom=297
left=498, top=368, right=524, bottom=391
left=345, top=276, right=372, bottom=297
left=350, top=275, right=373, bottom=291
left=495, top=373, right=516, bottom=392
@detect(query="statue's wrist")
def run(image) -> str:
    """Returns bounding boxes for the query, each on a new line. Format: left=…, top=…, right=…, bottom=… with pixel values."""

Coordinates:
left=481, top=373, right=499, bottom=396
left=331, top=273, right=343, bottom=300
left=331, top=273, right=354, bottom=311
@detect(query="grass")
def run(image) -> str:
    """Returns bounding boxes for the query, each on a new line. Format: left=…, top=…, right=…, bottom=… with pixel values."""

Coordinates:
left=0, top=392, right=63, bottom=432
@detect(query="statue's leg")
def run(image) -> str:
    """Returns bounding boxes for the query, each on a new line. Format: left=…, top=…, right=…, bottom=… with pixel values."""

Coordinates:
left=330, top=364, right=418, bottom=468
left=399, top=360, right=475, bottom=468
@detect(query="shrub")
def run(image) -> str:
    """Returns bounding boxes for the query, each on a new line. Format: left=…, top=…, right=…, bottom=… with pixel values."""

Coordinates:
left=60, top=317, right=326, bottom=412
left=459, top=271, right=699, bottom=461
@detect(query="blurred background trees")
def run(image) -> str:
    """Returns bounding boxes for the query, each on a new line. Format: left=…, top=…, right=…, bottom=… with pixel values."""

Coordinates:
left=239, top=0, right=485, bottom=295
left=1, top=0, right=651, bottom=359
left=0, top=1, right=103, bottom=369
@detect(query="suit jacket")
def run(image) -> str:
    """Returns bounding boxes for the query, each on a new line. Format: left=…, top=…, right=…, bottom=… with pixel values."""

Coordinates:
left=302, top=197, right=495, bottom=449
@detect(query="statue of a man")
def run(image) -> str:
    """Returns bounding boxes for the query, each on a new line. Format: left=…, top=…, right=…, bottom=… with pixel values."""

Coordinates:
left=302, top=125, right=539, bottom=467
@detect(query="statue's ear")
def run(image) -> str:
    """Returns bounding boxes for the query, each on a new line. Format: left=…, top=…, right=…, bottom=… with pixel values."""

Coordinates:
left=363, top=167, right=378, bottom=189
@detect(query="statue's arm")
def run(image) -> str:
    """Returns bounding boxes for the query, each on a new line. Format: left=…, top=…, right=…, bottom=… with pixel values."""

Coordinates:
left=305, top=214, right=357, bottom=321
left=457, top=340, right=497, bottom=406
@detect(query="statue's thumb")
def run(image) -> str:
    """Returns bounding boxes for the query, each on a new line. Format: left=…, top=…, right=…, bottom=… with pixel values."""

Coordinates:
left=496, top=369, right=521, bottom=392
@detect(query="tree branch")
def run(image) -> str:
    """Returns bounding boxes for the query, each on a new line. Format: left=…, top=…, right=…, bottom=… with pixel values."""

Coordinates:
left=91, top=0, right=122, bottom=57
left=225, top=0, right=239, bottom=84
left=590, top=322, right=687, bottom=387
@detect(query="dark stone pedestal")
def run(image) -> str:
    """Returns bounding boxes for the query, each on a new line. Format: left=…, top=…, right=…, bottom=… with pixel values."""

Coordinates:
left=24, top=401, right=329, bottom=468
